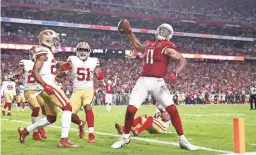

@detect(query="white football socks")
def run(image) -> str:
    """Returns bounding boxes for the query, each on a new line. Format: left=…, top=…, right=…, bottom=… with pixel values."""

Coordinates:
left=41, top=114, right=47, bottom=119
left=179, top=134, right=186, bottom=141
left=88, top=127, right=94, bottom=133
left=108, top=104, right=112, bottom=112
left=106, top=103, right=111, bottom=112
left=61, top=110, right=72, bottom=138
left=27, top=117, right=50, bottom=133
left=106, top=104, right=109, bottom=111
left=31, top=117, right=38, bottom=132
left=123, top=133, right=130, bottom=139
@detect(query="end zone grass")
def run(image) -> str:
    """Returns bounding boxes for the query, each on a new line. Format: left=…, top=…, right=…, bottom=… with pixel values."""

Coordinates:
left=1, top=104, right=256, bottom=155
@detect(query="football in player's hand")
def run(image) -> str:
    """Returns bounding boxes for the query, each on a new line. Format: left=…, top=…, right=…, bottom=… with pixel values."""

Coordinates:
left=161, top=111, right=171, bottom=122
left=117, top=19, right=131, bottom=35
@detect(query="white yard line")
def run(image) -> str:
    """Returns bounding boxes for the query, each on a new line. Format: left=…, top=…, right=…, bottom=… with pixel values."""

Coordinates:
left=222, top=153, right=256, bottom=155
left=183, top=120, right=256, bottom=126
left=1, top=118, right=233, bottom=154
left=182, top=114, right=245, bottom=117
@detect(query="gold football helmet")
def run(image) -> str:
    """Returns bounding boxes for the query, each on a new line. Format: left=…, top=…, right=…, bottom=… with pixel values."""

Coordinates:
left=76, top=42, right=91, bottom=60
left=39, top=29, right=60, bottom=48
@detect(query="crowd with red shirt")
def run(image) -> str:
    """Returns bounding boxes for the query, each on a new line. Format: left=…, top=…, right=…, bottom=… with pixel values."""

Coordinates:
left=1, top=28, right=255, bottom=57
left=1, top=51, right=255, bottom=105
left=1, top=0, right=255, bottom=104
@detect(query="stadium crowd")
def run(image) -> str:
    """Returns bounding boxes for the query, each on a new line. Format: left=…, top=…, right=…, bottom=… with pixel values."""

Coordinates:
left=1, top=51, right=255, bottom=105
left=3, top=0, right=256, bottom=26
left=1, top=0, right=256, bottom=105
left=2, top=24, right=256, bottom=57
left=2, top=6, right=256, bottom=37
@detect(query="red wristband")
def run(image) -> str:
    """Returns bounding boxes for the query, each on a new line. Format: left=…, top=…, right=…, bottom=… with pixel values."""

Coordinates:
left=97, top=72, right=104, bottom=80
left=59, top=63, right=71, bottom=71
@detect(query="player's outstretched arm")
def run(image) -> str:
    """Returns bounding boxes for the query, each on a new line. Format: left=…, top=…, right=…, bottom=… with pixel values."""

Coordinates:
left=112, top=76, right=117, bottom=87
left=0, top=83, right=6, bottom=97
left=13, top=84, right=16, bottom=96
left=118, top=19, right=145, bottom=53
left=12, top=65, right=24, bottom=79
left=128, top=32, right=146, bottom=53
left=164, top=48, right=187, bottom=75
left=102, top=79, right=106, bottom=86
left=32, top=54, right=48, bottom=86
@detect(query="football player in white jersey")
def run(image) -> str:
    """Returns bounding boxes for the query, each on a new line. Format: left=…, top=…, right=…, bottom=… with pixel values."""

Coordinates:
left=16, top=85, right=26, bottom=112
left=56, top=42, right=105, bottom=143
left=250, top=86, right=256, bottom=110
left=221, top=93, right=226, bottom=104
left=13, top=46, right=47, bottom=140
left=17, top=30, right=78, bottom=148
left=115, top=104, right=171, bottom=136
left=1, top=75, right=16, bottom=116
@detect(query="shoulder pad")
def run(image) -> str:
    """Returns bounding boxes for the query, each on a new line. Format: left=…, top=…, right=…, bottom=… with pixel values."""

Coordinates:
left=19, top=59, right=26, bottom=66
left=34, top=45, right=49, bottom=56
left=164, top=41, right=176, bottom=49
left=91, top=57, right=100, bottom=66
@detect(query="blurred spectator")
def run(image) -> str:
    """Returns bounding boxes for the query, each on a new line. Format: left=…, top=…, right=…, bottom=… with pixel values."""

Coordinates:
left=1, top=23, right=255, bottom=57
left=1, top=51, right=255, bottom=98
left=2, top=6, right=256, bottom=37
left=3, top=0, right=256, bottom=26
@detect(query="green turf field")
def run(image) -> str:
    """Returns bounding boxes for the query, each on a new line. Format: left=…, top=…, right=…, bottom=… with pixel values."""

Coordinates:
left=1, top=104, right=256, bottom=155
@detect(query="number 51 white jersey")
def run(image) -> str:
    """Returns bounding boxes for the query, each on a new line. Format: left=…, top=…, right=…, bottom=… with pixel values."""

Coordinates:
left=67, top=56, right=99, bottom=90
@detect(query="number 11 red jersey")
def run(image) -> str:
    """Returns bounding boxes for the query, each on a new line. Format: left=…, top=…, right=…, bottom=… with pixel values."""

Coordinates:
left=140, top=40, right=176, bottom=78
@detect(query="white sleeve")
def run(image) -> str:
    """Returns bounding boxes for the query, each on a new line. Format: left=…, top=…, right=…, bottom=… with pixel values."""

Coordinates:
left=96, top=58, right=100, bottom=67
left=155, top=109, right=160, bottom=114
left=67, top=56, right=72, bottom=63
left=13, top=84, right=16, bottom=96
left=103, top=80, right=106, bottom=86
left=0, top=83, right=6, bottom=96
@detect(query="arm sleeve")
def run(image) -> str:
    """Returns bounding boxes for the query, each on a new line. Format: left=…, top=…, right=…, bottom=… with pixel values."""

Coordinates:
left=96, top=58, right=100, bottom=67
left=67, top=56, right=72, bottom=63
left=0, top=83, right=6, bottom=96
left=13, top=83, right=16, bottom=96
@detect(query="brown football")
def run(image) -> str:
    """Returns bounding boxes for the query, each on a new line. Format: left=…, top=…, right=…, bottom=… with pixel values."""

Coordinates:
left=117, top=19, right=131, bottom=35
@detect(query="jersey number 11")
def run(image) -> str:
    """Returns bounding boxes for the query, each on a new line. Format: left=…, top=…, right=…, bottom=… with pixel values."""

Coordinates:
left=146, top=48, right=154, bottom=64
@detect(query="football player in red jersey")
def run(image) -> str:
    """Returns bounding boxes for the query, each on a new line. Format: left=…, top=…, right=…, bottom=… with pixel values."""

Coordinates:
left=102, top=76, right=117, bottom=112
left=112, top=22, right=197, bottom=151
